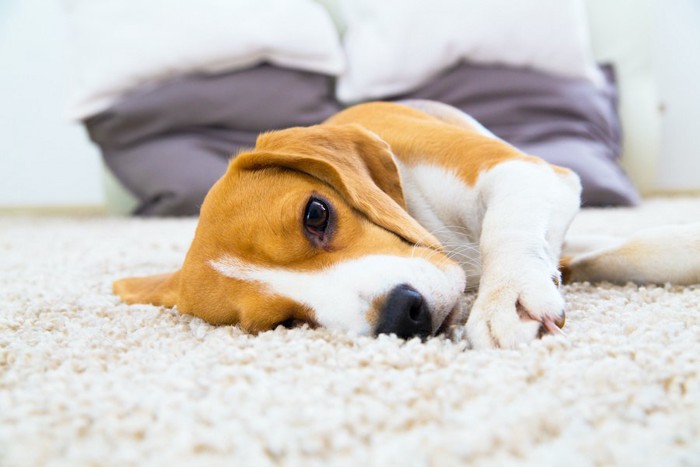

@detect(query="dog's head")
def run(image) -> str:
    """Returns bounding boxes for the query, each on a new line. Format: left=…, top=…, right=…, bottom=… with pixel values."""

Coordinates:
left=114, top=124, right=466, bottom=338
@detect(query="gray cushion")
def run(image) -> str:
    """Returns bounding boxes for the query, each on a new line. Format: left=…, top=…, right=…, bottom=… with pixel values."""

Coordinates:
left=86, top=64, right=340, bottom=215
left=86, top=62, right=638, bottom=215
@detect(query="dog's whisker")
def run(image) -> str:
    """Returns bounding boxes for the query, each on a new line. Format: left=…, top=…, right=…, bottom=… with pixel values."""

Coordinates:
left=428, top=224, right=473, bottom=234
left=443, top=249, right=480, bottom=264
left=438, top=241, right=480, bottom=251
left=444, top=246, right=480, bottom=258
left=440, top=240, right=480, bottom=249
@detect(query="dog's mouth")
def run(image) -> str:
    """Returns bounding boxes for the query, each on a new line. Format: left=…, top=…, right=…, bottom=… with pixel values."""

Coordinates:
left=277, top=318, right=319, bottom=330
left=435, top=300, right=465, bottom=335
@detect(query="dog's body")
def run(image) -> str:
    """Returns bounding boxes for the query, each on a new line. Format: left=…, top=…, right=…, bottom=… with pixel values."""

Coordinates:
left=115, top=101, right=700, bottom=348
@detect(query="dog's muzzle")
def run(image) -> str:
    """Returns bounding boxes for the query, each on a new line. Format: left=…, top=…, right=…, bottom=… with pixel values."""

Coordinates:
left=375, top=284, right=432, bottom=339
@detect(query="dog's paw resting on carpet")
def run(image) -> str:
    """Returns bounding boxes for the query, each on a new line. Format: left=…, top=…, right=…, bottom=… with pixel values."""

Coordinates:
left=114, top=101, right=700, bottom=348
left=466, top=268, right=566, bottom=349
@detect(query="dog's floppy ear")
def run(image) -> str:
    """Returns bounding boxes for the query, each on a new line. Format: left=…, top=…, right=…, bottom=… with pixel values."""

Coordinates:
left=233, top=124, right=442, bottom=250
left=113, top=271, right=180, bottom=307
left=254, top=124, right=407, bottom=207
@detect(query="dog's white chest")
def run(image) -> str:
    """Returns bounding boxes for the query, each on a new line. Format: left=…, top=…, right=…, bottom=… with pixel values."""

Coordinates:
left=397, top=162, right=483, bottom=289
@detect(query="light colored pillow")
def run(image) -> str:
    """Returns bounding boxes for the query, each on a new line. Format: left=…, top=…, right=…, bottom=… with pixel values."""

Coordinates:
left=63, top=0, right=345, bottom=119
left=335, top=0, right=603, bottom=103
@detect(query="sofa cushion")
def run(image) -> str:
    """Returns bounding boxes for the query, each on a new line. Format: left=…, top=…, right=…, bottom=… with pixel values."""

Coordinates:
left=86, top=65, right=341, bottom=215
left=336, top=0, right=602, bottom=103
left=87, top=63, right=638, bottom=215
left=65, top=0, right=344, bottom=119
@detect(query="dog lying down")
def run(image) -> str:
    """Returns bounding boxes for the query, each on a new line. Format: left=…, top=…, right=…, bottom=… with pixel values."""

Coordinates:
left=114, top=100, right=700, bottom=349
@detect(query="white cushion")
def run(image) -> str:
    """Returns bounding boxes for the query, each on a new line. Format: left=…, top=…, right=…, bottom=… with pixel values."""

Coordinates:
left=336, top=0, right=603, bottom=103
left=63, top=0, right=345, bottom=119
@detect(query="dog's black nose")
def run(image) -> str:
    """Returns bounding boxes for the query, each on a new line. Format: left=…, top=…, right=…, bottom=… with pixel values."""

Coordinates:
left=375, top=284, right=432, bottom=339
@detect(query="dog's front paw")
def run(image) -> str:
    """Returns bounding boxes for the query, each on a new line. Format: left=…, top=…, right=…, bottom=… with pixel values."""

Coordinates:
left=466, top=274, right=565, bottom=349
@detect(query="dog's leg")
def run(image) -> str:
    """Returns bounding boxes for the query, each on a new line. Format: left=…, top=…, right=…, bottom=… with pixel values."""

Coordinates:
left=466, top=160, right=582, bottom=349
left=563, top=223, right=700, bottom=285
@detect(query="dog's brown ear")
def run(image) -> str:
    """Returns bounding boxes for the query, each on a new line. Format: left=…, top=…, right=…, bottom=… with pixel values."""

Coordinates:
left=113, top=271, right=180, bottom=307
left=233, top=124, right=442, bottom=250
left=254, top=124, right=407, bottom=207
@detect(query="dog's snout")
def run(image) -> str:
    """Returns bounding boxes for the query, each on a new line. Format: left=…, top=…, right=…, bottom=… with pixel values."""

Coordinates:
left=375, top=284, right=432, bottom=339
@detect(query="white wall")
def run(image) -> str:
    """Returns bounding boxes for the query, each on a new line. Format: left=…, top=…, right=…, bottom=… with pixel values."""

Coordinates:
left=585, top=0, right=661, bottom=194
left=0, top=0, right=104, bottom=208
left=653, top=0, right=700, bottom=191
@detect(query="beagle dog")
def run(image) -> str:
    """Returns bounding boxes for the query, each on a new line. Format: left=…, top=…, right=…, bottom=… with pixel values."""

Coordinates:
left=114, top=100, right=700, bottom=349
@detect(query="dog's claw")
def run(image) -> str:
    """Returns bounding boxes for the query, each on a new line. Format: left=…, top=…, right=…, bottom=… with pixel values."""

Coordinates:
left=542, top=316, right=567, bottom=337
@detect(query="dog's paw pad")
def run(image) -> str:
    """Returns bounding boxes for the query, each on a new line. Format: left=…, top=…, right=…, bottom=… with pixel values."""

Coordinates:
left=466, top=278, right=566, bottom=349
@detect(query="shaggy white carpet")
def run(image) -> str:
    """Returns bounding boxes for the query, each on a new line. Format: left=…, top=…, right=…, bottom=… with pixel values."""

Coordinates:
left=1, top=198, right=699, bottom=466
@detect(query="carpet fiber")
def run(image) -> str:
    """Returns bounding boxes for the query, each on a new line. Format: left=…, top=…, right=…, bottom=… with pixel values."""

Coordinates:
left=1, top=198, right=699, bottom=466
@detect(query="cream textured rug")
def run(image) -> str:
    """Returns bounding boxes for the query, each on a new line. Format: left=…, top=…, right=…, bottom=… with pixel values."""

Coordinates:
left=1, top=197, right=699, bottom=466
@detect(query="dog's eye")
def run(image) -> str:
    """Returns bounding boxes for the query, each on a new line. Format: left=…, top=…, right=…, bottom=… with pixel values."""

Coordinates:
left=304, top=198, right=330, bottom=236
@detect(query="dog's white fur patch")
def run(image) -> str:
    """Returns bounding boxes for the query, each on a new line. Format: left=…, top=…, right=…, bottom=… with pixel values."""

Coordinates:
left=210, top=254, right=466, bottom=335
left=465, top=160, right=581, bottom=348
left=397, top=162, right=483, bottom=289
